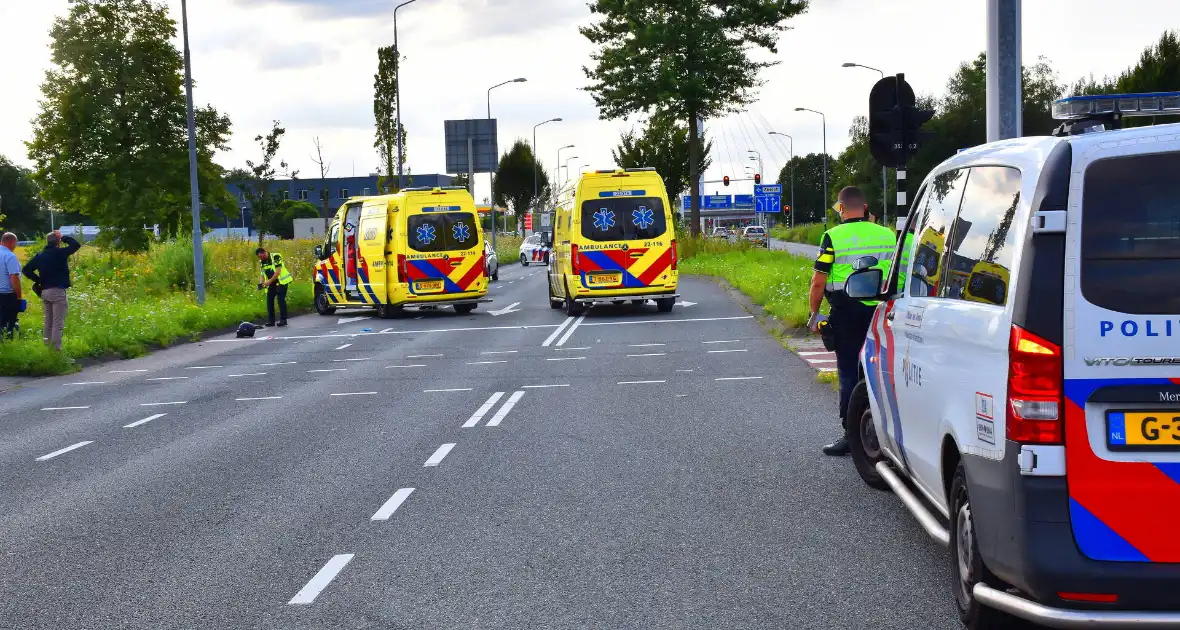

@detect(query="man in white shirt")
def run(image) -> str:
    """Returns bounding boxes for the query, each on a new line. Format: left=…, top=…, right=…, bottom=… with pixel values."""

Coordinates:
left=0, top=233, right=22, bottom=339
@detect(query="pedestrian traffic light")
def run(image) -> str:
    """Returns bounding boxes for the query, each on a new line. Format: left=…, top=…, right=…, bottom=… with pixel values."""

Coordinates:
left=869, top=73, right=935, bottom=168
left=723, top=176, right=730, bottom=187
left=754, top=173, right=761, bottom=185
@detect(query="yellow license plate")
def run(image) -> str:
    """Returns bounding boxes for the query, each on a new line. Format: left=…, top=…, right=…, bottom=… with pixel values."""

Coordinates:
left=589, top=273, right=620, bottom=284
left=415, top=280, right=443, bottom=292
left=1108, top=410, right=1180, bottom=450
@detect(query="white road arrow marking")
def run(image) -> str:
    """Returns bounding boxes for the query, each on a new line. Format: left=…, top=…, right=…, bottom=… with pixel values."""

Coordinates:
left=488, top=301, right=522, bottom=316
left=676, top=301, right=698, bottom=307
left=336, top=316, right=372, bottom=325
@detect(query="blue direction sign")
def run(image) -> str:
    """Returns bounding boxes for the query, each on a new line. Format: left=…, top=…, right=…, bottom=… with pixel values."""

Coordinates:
left=681, top=195, right=734, bottom=210
left=754, top=184, right=783, bottom=214
left=734, top=194, right=755, bottom=209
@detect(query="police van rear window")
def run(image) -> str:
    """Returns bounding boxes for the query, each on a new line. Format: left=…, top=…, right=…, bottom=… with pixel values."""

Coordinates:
left=580, top=198, right=667, bottom=242
left=408, top=212, right=479, bottom=253
left=1081, top=152, right=1180, bottom=314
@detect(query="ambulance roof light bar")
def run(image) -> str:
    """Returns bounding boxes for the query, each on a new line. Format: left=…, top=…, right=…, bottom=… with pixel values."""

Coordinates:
left=1051, top=91, right=1180, bottom=121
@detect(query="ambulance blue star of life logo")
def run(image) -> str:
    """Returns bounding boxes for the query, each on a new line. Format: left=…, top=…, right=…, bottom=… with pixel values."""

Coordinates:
left=416, top=223, right=436, bottom=245
left=452, top=222, right=471, bottom=242
left=593, top=208, right=616, bottom=231
left=631, top=206, right=654, bottom=229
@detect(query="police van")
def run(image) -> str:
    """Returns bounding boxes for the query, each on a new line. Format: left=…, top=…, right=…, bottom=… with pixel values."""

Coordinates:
left=544, top=168, right=679, bottom=315
left=841, top=92, right=1180, bottom=628
left=313, top=187, right=491, bottom=317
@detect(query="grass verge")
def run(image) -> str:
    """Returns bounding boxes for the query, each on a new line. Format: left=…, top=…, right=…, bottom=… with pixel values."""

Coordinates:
left=1, top=239, right=316, bottom=377
left=493, top=234, right=524, bottom=268
left=770, top=223, right=825, bottom=246
left=680, top=247, right=819, bottom=328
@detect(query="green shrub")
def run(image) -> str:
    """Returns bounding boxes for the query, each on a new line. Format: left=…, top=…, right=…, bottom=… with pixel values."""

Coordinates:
left=770, top=222, right=826, bottom=246
left=681, top=248, right=819, bottom=328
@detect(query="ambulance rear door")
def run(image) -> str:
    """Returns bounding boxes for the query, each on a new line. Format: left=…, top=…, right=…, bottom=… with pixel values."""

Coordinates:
left=356, top=199, right=390, bottom=305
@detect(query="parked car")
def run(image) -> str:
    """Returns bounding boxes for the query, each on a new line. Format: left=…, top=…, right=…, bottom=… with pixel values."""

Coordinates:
left=519, top=233, right=548, bottom=266
left=710, top=227, right=730, bottom=239
left=485, top=240, right=499, bottom=281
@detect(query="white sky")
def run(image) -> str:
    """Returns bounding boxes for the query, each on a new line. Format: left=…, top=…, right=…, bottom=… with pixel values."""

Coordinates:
left=0, top=0, right=1174, bottom=202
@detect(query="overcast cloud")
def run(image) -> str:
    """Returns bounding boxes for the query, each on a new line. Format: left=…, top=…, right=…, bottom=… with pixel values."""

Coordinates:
left=1, top=0, right=1176, bottom=203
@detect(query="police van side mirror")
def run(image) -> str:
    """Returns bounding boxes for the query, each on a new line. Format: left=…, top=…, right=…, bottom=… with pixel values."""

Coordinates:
left=853, top=255, right=879, bottom=271
left=845, top=268, right=884, bottom=300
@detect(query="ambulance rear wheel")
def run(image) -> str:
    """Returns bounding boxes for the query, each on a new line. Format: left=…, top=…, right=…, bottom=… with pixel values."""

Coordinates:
left=564, top=285, right=585, bottom=316
left=521, top=254, right=529, bottom=267
left=847, top=381, right=888, bottom=491
left=548, top=280, right=563, bottom=309
left=454, top=304, right=477, bottom=315
left=315, top=287, right=336, bottom=316
left=376, top=304, right=401, bottom=319
left=656, top=297, right=675, bottom=313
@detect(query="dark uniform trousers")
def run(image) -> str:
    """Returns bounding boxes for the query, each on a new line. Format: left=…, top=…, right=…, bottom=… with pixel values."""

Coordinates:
left=829, top=298, right=877, bottom=429
left=267, top=284, right=288, bottom=325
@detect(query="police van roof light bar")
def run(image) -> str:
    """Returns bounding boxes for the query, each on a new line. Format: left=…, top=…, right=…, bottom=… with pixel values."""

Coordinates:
left=1051, top=91, right=1180, bottom=121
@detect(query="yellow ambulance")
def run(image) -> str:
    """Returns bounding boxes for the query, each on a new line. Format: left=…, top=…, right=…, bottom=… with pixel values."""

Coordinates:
left=544, top=168, right=679, bottom=315
left=313, top=187, right=491, bottom=317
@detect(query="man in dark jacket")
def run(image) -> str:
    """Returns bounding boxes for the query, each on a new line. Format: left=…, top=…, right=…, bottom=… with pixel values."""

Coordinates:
left=23, top=230, right=81, bottom=351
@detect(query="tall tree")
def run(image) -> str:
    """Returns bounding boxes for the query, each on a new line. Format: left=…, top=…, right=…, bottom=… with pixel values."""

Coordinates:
left=0, top=156, right=44, bottom=238
left=26, top=0, right=234, bottom=252
left=776, top=153, right=832, bottom=226
left=493, top=140, right=550, bottom=227
left=450, top=173, right=470, bottom=189
left=612, top=116, right=713, bottom=206
left=310, top=137, right=332, bottom=218
left=374, top=45, right=408, bottom=194
left=264, top=199, right=321, bottom=240
left=240, top=122, right=297, bottom=246
left=582, top=0, right=808, bottom=235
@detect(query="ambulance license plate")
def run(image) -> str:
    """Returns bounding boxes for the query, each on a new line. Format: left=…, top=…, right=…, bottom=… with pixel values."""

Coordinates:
left=415, top=280, right=443, bottom=292
left=589, top=273, right=619, bottom=285
left=1107, top=410, right=1180, bottom=450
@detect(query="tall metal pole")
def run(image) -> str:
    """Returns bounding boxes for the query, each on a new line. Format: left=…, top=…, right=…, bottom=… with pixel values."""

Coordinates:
left=843, top=63, right=888, bottom=223
left=987, top=0, right=1023, bottom=142
left=532, top=118, right=561, bottom=228
left=485, top=78, right=525, bottom=254
left=393, top=0, right=420, bottom=186
left=564, top=156, right=579, bottom=185
left=180, top=0, right=205, bottom=306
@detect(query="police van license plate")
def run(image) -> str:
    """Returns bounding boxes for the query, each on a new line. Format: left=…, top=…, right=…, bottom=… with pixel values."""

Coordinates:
left=415, top=280, right=443, bottom=292
left=589, top=273, right=620, bottom=285
left=1107, top=410, right=1180, bottom=450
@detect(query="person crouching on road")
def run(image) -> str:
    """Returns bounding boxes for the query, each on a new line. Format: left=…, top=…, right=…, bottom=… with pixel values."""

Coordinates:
left=22, top=230, right=81, bottom=352
left=808, top=187, right=896, bottom=457
left=0, top=232, right=23, bottom=340
left=256, top=247, right=292, bottom=327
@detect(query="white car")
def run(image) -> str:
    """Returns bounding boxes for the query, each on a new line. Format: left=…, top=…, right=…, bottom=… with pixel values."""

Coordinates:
left=519, top=233, right=549, bottom=266
left=484, top=241, right=499, bottom=281
left=842, top=91, right=1180, bottom=629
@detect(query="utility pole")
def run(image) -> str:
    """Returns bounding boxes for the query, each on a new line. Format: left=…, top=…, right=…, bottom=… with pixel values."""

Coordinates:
left=987, top=0, right=1022, bottom=142
left=180, top=0, right=205, bottom=306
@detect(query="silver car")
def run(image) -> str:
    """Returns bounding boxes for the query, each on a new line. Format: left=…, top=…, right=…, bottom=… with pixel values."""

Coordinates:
left=485, top=241, right=499, bottom=281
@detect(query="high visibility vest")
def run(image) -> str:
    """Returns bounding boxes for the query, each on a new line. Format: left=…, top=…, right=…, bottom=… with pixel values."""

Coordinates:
left=897, top=231, right=915, bottom=294
left=262, top=253, right=293, bottom=286
left=823, top=220, right=896, bottom=306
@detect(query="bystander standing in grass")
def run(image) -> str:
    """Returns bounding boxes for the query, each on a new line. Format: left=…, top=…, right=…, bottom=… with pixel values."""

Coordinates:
left=0, top=232, right=22, bottom=339
left=22, top=230, right=82, bottom=352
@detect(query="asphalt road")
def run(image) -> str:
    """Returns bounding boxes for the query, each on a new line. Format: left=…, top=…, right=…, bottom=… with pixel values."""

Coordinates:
left=0, top=263, right=962, bottom=629
left=770, top=237, right=820, bottom=258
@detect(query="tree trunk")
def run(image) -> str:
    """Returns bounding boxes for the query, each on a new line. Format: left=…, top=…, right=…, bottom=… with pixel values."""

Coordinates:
left=687, top=114, right=701, bottom=236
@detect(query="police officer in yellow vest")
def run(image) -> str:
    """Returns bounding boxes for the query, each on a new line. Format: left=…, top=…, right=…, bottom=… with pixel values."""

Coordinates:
left=808, top=187, right=896, bottom=456
left=256, top=247, right=293, bottom=327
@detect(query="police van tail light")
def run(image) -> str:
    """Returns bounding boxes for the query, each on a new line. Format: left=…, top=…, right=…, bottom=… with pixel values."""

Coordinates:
left=570, top=244, right=582, bottom=276
left=397, top=254, right=407, bottom=283
left=1007, top=325, right=1064, bottom=444
left=670, top=239, right=678, bottom=271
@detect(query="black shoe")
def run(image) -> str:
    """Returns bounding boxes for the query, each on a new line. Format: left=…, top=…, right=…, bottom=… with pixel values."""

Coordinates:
left=277, top=320, right=288, bottom=327
left=265, top=322, right=275, bottom=327
left=822, top=437, right=851, bottom=457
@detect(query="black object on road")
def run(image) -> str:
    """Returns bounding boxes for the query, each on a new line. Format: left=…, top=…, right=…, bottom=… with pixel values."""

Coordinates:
left=236, top=322, right=260, bottom=338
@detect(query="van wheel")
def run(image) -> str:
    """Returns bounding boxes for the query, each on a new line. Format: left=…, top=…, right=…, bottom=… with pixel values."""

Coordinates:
left=315, top=287, right=336, bottom=316
left=656, top=297, right=675, bottom=313
left=548, top=279, right=563, bottom=309
left=847, top=381, right=888, bottom=491
left=564, top=284, right=585, bottom=316
left=520, top=254, right=529, bottom=267
left=455, top=304, right=477, bottom=315
left=950, top=462, right=1018, bottom=630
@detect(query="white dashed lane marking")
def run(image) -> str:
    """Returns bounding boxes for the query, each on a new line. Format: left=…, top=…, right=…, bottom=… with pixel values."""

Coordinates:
left=541, top=317, right=574, bottom=347
left=547, top=357, right=585, bottom=361
left=708, top=349, right=748, bottom=354
left=618, top=380, right=666, bottom=385
left=715, top=376, right=763, bottom=382
left=627, top=353, right=666, bottom=358
left=486, top=391, right=525, bottom=428
left=308, top=369, right=347, bottom=373
left=703, top=340, right=742, bottom=345
left=185, top=365, right=223, bottom=370
left=334, top=344, right=352, bottom=350
left=229, top=372, right=267, bottom=377
left=386, top=365, right=426, bottom=369
left=68, top=381, right=106, bottom=386
left=288, top=554, right=354, bottom=605
left=124, top=413, right=166, bottom=428
left=141, top=401, right=187, bottom=407
left=424, top=388, right=473, bottom=393
left=371, top=488, right=415, bottom=521
left=481, top=350, right=518, bottom=355
left=36, top=441, right=94, bottom=462
left=555, top=316, right=585, bottom=347
left=522, top=383, right=569, bottom=389
left=147, top=376, right=189, bottom=381
left=463, top=392, right=505, bottom=428
left=109, top=369, right=148, bottom=373
left=41, top=406, right=90, bottom=411
left=466, top=360, right=508, bottom=366
left=424, top=443, right=456, bottom=466
left=406, top=354, right=443, bottom=359
left=237, top=396, right=283, bottom=401
left=261, top=362, right=298, bottom=367
left=630, top=343, right=665, bottom=348
left=329, top=392, right=377, bottom=397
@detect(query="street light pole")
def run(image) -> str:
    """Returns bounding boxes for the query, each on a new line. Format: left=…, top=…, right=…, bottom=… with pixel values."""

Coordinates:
left=393, top=0, right=421, bottom=187
left=564, top=156, right=579, bottom=185
left=556, top=144, right=574, bottom=189
left=486, top=77, right=527, bottom=254
left=769, top=131, right=795, bottom=228
left=180, top=0, right=205, bottom=306
left=842, top=62, right=889, bottom=224
left=795, top=108, right=828, bottom=229
left=532, top=118, right=562, bottom=230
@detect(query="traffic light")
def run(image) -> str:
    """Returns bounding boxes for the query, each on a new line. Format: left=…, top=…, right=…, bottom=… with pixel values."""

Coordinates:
left=754, top=173, right=761, bottom=185
left=723, top=176, right=730, bottom=187
left=783, top=205, right=791, bottom=215
left=869, top=73, right=935, bottom=168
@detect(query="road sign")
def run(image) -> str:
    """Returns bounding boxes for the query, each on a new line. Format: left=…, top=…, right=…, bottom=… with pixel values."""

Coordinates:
left=540, top=212, right=551, bottom=228
left=681, top=195, right=734, bottom=211
left=734, top=194, right=755, bottom=209
left=754, top=184, right=782, bottom=214
left=444, top=119, right=499, bottom=175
